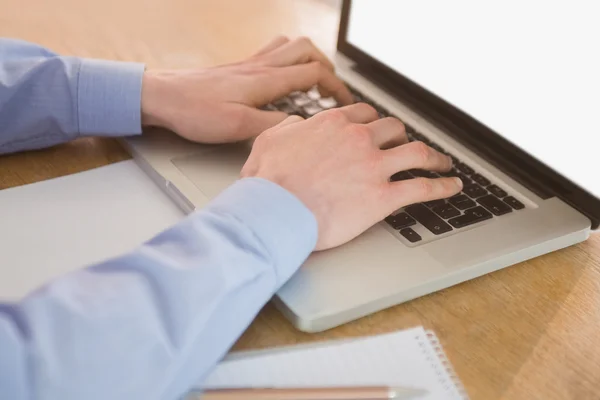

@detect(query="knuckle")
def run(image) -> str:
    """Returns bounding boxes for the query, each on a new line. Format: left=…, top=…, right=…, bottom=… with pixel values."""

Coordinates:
left=303, top=61, right=323, bottom=79
left=310, top=60, right=326, bottom=73
left=388, top=117, right=406, bottom=132
left=411, top=141, right=432, bottom=164
left=297, top=36, right=313, bottom=46
left=320, top=108, right=347, bottom=123
left=357, top=103, right=378, bottom=119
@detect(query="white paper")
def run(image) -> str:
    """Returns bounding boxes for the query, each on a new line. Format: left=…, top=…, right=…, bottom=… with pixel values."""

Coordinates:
left=0, top=160, right=184, bottom=301
left=200, top=326, right=466, bottom=400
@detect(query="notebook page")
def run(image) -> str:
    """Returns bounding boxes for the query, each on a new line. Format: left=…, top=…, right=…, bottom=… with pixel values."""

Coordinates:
left=0, top=160, right=183, bottom=301
left=199, top=326, right=466, bottom=400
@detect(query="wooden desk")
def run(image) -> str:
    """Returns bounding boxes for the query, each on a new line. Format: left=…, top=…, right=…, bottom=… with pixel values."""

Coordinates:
left=1, top=1, right=599, bottom=398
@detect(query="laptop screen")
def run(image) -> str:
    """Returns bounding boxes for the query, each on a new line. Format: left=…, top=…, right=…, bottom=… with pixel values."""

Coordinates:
left=346, top=1, right=600, bottom=198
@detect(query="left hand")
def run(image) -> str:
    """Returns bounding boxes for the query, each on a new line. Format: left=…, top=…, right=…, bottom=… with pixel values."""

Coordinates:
left=140, top=36, right=354, bottom=144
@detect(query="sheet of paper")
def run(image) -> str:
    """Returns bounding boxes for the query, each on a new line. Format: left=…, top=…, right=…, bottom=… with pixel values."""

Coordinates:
left=199, top=326, right=466, bottom=400
left=0, top=160, right=184, bottom=301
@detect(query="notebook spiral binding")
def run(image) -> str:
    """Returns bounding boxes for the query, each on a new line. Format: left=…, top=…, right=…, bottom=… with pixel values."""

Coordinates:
left=416, top=331, right=470, bottom=399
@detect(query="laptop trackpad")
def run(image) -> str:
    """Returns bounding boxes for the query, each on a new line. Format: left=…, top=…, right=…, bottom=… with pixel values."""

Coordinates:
left=171, top=142, right=252, bottom=200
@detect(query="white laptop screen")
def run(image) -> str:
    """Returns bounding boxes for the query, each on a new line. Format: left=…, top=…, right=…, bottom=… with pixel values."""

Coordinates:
left=346, top=0, right=600, bottom=198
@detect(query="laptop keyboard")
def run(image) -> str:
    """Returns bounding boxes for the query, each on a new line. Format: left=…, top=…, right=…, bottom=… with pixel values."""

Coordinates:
left=266, top=85, right=526, bottom=244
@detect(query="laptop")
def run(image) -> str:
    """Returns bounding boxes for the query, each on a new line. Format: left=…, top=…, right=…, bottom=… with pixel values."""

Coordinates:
left=122, top=0, right=599, bottom=332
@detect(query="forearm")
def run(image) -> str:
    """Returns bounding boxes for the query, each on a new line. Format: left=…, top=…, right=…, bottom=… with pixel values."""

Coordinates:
left=0, top=178, right=317, bottom=400
left=0, top=38, right=144, bottom=154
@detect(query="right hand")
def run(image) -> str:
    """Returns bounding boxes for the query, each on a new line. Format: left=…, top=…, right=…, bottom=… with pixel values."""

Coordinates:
left=241, top=103, right=463, bottom=251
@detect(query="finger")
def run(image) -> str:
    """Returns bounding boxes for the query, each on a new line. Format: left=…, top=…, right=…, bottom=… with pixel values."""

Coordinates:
left=366, top=117, right=408, bottom=149
left=274, top=114, right=304, bottom=128
left=262, top=37, right=337, bottom=99
left=387, top=177, right=463, bottom=208
left=262, top=36, right=335, bottom=71
left=258, top=61, right=353, bottom=105
left=253, top=35, right=290, bottom=57
left=380, top=141, right=453, bottom=177
left=230, top=104, right=289, bottom=138
left=329, top=103, right=378, bottom=124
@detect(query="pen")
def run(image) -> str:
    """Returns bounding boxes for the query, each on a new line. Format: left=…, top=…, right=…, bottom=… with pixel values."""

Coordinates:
left=190, top=385, right=428, bottom=400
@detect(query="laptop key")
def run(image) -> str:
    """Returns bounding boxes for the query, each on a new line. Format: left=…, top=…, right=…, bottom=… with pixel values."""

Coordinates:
left=291, top=108, right=309, bottom=118
left=488, top=184, right=508, bottom=198
left=261, top=103, right=278, bottom=111
left=456, top=162, right=475, bottom=175
left=432, top=203, right=461, bottom=219
left=411, top=169, right=438, bottom=178
left=292, top=94, right=312, bottom=107
left=441, top=168, right=460, bottom=178
left=424, top=199, right=446, bottom=208
left=456, top=173, right=472, bottom=185
left=277, top=103, right=297, bottom=114
left=303, top=103, right=323, bottom=116
left=390, top=171, right=413, bottom=181
left=471, top=173, right=491, bottom=186
left=374, top=105, right=389, bottom=117
left=477, top=194, right=513, bottom=216
left=405, top=204, right=453, bottom=235
left=317, top=97, right=337, bottom=109
left=463, top=183, right=488, bottom=198
left=274, top=97, right=291, bottom=107
left=385, top=212, right=416, bottom=230
left=448, top=206, right=493, bottom=228
left=504, top=196, right=525, bottom=210
left=400, top=227, right=422, bottom=243
left=307, top=86, right=321, bottom=100
left=449, top=194, right=476, bottom=210
left=404, top=123, right=416, bottom=134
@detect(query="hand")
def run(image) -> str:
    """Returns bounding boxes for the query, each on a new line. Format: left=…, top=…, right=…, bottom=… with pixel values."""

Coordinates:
left=241, top=104, right=463, bottom=251
left=140, top=36, right=353, bottom=144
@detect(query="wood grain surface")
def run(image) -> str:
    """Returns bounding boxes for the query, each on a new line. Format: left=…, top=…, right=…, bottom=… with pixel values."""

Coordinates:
left=1, top=1, right=599, bottom=398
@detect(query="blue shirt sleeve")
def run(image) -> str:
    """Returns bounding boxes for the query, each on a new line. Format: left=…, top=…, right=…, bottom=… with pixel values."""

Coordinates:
left=0, top=38, right=144, bottom=154
left=0, top=177, right=318, bottom=400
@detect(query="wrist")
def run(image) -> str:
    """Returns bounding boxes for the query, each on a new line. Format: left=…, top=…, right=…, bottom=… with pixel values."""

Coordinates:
left=141, top=70, right=170, bottom=129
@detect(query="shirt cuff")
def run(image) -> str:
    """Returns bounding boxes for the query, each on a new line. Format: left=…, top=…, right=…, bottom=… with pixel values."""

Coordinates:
left=205, top=177, right=318, bottom=286
left=78, top=58, right=145, bottom=136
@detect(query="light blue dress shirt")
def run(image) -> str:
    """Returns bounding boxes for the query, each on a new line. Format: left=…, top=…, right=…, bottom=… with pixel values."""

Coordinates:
left=0, top=38, right=318, bottom=400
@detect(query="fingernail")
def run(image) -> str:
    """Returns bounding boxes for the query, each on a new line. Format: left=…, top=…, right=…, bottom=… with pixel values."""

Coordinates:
left=454, top=177, right=463, bottom=188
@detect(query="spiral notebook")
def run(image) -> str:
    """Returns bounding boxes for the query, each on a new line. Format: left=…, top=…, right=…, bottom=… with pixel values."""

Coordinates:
left=193, top=326, right=468, bottom=400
